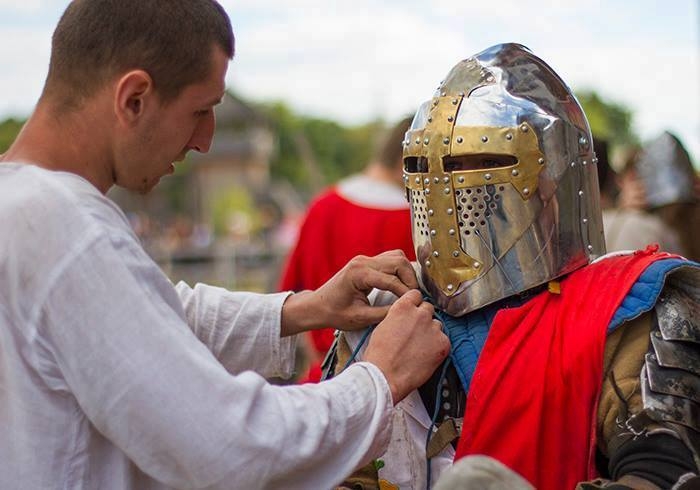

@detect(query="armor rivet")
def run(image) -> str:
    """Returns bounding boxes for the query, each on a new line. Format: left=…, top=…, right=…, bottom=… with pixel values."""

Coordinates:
left=582, top=218, right=588, bottom=224
left=570, top=161, right=576, bottom=167
left=456, top=136, right=464, bottom=144
left=426, top=260, right=432, bottom=267
left=433, top=251, right=439, bottom=257
left=578, top=190, right=584, bottom=196
left=587, top=245, right=594, bottom=251
left=447, top=116, right=454, bottom=122
left=415, top=177, right=420, bottom=184
left=449, top=229, right=456, bottom=236
left=592, top=158, right=598, bottom=164
left=444, top=188, right=451, bottom=195
left=416, top=138, right=421, bottom=145
left=473, top=262, right=481, bottom=269
left=443, top=137, right=450, bottom=145
left=654, top=331, right=662, bottom=338
left=442, top=389, right=450, bottom=398
left=424, top=137, right=430, bottom=145
left=579, top=136, right=588, bottom=145
left=583, top=160, right=588, bottom=166
left=441, top=91, right=446, bottom=97
left=458, top=92, right=465, bottom=97
left=443, top=176, right=450, bottom=183
left=486, top=76, right=494, bottom=83
left=452, top=98, right=458, bottom=105
left=539, top=158, right=545, bottom=165
left=434, top=177, right=440, bottom=184
left=425, top=188, right=431, bottom=195
left=428, top=116, right=433, bottom=123
left=447, top=208, right=454, bottom=215
left=458, top=176, right=465, bottom=183
left=520, top=124, right=529, bottom=132
left=511, top=169, right=519, bottom=177
left=484, top=173, right=492, bottom=181
left=447, top=284, right=454, bottom=291
left=453, top=250, right=460, bottom=257
left=430, top=230, right=436, bottom=236
left=523, top=187, right=530, bottom=195
left=481, top=136, right=488, bottom=143
left=443, top=402, right=452, bottom=410
left=428, top=209, right=434, bottom=216
left=424, top=178, right=430, bottom=185
left=506, top=133, right=513, bottom=140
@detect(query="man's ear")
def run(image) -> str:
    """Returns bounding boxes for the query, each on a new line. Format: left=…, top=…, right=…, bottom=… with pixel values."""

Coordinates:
left=114, top=70, right=154, bottom=126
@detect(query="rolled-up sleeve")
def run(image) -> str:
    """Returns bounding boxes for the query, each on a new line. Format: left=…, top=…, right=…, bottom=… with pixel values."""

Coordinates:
left=37, top=233, right=393, bottom=489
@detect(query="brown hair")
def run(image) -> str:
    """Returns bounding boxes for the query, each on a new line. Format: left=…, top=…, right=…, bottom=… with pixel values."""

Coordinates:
left=42, top=0, right=234, bottom=112
left=374, top=115, right=413, bottom=169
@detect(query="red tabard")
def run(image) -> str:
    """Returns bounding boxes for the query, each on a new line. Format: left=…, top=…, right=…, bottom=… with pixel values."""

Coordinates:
left=453, top=248, right=676, bottom=490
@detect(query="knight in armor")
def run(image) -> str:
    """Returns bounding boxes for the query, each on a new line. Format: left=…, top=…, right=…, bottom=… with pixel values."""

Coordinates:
left=325, top=43, right=700, bottom=490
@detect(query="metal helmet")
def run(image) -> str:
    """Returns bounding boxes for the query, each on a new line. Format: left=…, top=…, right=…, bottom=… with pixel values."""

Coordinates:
left=403, top=43, right=605, bottom=316
left=635, top=131, right=696, bottom=209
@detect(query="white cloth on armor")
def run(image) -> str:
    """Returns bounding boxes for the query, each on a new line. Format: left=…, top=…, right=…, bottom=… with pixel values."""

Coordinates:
left=0, top=163, right=393, bottom=490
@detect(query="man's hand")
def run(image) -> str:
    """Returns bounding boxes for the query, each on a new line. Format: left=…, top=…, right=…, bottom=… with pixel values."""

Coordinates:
left=364, top=289, right=450, bottom=403
left=281, top=250, right=418, bottom=336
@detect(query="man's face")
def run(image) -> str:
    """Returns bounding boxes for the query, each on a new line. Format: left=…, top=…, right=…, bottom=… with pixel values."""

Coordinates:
left=115, top=46, right=229, bottom=193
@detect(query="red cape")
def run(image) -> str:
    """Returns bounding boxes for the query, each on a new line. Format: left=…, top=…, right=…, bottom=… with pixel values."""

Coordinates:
left=454, top=248, right=676, bottom=489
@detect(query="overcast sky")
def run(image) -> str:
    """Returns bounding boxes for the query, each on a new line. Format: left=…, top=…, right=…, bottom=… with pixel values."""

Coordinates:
left=0, top=0, right=697, bottom=166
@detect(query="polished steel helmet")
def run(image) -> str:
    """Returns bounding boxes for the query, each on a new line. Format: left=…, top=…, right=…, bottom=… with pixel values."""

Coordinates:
left=403, top=43, right=605, bottom=316
left=635, top=131, right=696, bottom=209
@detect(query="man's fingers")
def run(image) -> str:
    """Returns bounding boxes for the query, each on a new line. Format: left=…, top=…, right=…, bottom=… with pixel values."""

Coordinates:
left=357, top=268, right=411, bottom=298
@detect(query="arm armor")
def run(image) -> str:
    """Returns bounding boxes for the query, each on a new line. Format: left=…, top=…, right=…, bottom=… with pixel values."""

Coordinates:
left=627, top=266, right=700, bottom=469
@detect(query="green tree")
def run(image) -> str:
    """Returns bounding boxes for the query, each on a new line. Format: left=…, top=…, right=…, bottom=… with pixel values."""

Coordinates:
left=0, top=118, right=24, bottom=154
left=576, top=91, right=637, bottom=146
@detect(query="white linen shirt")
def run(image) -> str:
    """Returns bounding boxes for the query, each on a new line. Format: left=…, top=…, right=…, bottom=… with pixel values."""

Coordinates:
left=0, top=163, right=393, bottom=490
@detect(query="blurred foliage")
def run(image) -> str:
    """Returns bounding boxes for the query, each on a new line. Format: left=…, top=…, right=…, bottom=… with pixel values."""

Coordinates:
left=576, top=91, right=638, bottom=147
left=212, top=186, right=255, bottom=236
left=257, top=101, right=382, bottom=196
left=0, top=118, right=24, bottom=154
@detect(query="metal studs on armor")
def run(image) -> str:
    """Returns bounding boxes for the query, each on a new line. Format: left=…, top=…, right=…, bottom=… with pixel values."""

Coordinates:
left=424, top=137, right=430, bottom=145
left=511, top=169, right=519, bottom=177
left=520, top=124, right=529, bottom=132
left=444, top=188, right=451, bottom=195
left=523, top=188, right=530, bottom=196
left=428, top=209, right=434, bottom=216
left=473, top=262, right=481, bottom=269
left=506, top=133, right=513, bottom=141
left=447, top=208, right=454, bottom=215
left=481, top=136, right=489, bottom=143
left=426, top=260, right=431, bottom=267
left=484, top=173, right=492, bottom=181
left=433, top=251, right=440, bottom=257
left=424, top=178, right=430, bottom=185
left=434, top=177, right=440, bottom=184
left=456, top=136, right=464, bottom=144
left=449, top=229, right=456, bottom=236
left=539, top=158, right=545, bottom=165
left=443, top=137, right=450, bottom=145
left=578, top=190, right=584, bottom=197
left=430, top=230, right=437, bottom=236
left=453, top=251, right=460, bottom=257
left=443, top=176, right=450, bottom=183
left=582, top=218, right=588, bottom=224
left=458, top=176, right=465, bottom=183
left=447, top=116, right=454, bottom=122
left=447, top=284, right=454, bottom=291
left=452, top=98, right=458, bottom=105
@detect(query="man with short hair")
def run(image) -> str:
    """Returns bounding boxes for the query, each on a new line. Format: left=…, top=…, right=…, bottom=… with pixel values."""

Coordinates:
left=0, top=1, right=449, bottom=489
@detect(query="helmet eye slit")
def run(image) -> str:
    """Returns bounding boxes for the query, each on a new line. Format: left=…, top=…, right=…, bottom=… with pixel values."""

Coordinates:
left=443, top=154, right=517, bottom=172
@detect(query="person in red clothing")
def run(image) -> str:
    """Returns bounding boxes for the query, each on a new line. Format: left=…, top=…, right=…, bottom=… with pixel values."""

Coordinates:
left=327, top=43, right=700, bottom=490
left=279, top=116, right=416, bottom=382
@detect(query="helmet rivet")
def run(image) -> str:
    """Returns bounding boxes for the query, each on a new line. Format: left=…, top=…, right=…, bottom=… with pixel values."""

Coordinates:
left=458, top=176, right=465, bottom=183
left=425, top=188, right=431, bottom=195
left=424, top=137, right=430, bottom=145
left=511, top=169, right=519, bottom=177
left=520, top=124, right=528, bottom=132
left=456, top=136, right=464, bottom=144
left=579, top=136, right=588, bottom=145
left=578, top=190, right=584, bottom=196
left=481, top=136, right=488, bottom=143
left=447, top=116, right=454, bottom=122
left=447, top=208, right=454, bottom=215
left=587, top=245, right=594, bottom=251
left=484, top=173, right=492, bottom=181
left=449, top=229, right=456, bottom=236
left=570, top=161, right=576, bottom=167
left=434, top=177, right=440, bottom=184
left=443, top=176, right=450, bottom=183
left=506, top=133, right=513, bottom=140
left=444, top=188, right=451, bottom=195
left=538, top=158, right=545, bottom=165
left=428, top=116, right=433, bottom=123
left=430, top=230, right=437, bottom=236
left=453, top=250, right=460, bottom=257
left=523, top=187, right=530, bottom=195
left=473, top=262, right=481, bottom=269
left=582, top=218, right=588, bottom=224
left=426, top=260, right=432, bottom=267
left=443, top=137, right=450, bottom=145
left=458, top=92, right=465, bottom=97
left=582, top=160, right=588, bottom=166
left=441, top=91, right=446, bottom=97
left=424, top=178, right=430, bottom=185
left=415, top=177, right=420, bottom=184
left=433, top=251, right=440, bottom=257
left=447, top=284, right=454, bottom=291
left=592, top=157, right=598, bottom=164
left=415, top=138, right=421, bottom=145
left=452, top=98, right=458, bottom=105
left=428, top=209, right=434, bottom=216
